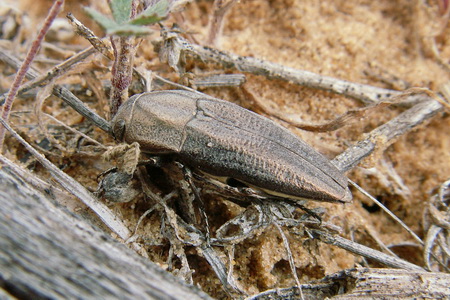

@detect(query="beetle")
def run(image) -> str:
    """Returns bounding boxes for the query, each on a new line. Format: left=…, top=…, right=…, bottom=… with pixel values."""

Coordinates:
left=111, top=90, right=352, bottom=203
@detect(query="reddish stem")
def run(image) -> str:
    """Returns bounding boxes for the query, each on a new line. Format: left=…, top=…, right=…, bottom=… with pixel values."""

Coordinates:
left=109, top=1, right=138, bottom=118
left=110, top=36, right=135, bottom=118
left=0, top=0, right=65, bottom=150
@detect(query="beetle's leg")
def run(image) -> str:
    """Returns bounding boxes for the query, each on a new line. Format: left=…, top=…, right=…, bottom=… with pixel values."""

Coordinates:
left=214, top=203, right=270, bottom=243
left=179, top=163, right=211, bottom=242
left=262, top=196, right=324, bottom=224
left=175, top=167, right=198, bottom=225
left=97, top=156, right=163, bottom=183
left=189, top=172, right=268, bottom=206
left=300, top=205, right=323, bottom=223
left=189, top=171, right=323, bottom=223
left=137, top=156, right=166, bottom=168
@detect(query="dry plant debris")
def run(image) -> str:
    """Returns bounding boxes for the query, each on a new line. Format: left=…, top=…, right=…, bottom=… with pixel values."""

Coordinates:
left=1, top=0, right=450, bottom=299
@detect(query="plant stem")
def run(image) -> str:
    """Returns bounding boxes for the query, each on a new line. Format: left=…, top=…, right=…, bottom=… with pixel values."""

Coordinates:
left=0, top=0, right=65, bottom=150
left=110, top=36, right=135, bottom=117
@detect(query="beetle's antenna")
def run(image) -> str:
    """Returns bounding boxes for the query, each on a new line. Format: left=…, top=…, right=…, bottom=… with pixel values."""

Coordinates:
left=348, top=179, right=423, bottom=246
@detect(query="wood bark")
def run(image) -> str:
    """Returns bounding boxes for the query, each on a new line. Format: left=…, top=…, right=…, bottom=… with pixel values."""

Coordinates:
left=0, top=167, right=211, bottom=300
left=249, top=269, right=450, bottom=299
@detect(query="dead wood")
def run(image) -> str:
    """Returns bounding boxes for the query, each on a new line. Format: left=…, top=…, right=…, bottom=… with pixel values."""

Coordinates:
left=248, top=268, right=450, bottom=299
left=0, top=166, right=211, bottom=300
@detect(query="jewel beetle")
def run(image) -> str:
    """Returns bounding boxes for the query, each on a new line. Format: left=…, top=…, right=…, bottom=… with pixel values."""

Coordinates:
left=111, top=90, right=352, bottom=203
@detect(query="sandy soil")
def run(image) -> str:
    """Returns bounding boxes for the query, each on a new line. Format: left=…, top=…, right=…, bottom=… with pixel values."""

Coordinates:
left=2, top=0, right=450, bottom=298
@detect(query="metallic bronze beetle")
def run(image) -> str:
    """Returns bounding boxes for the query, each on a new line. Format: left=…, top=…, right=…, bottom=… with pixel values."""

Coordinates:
left=111, top=90, right=352, bottom=203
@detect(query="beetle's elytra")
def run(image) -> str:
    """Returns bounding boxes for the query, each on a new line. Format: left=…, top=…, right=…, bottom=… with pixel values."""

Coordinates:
left=111, top=90, right=352, bottom=203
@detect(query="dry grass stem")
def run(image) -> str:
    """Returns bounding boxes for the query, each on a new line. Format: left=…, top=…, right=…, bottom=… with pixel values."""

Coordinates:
left=0, top=116, right=131, bottom=241
left=0, top=0, right=64, bottom=148
left=0, top=49, right=111, bottom=132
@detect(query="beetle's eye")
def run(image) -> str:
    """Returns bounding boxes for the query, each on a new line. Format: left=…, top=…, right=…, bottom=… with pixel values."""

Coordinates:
left=112, top=119, right=126, bottom=141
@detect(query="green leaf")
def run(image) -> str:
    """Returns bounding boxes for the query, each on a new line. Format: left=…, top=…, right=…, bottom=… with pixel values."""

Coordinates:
left=109, top=0, right=133, bottom=24
left=84, top=7, right=119, bottom=30
left=107, top=24, right=154, bottom=36
left=130, top=0, right=170, bottom=25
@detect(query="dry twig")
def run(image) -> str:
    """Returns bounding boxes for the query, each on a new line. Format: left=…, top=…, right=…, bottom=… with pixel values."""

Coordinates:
left=159, top=30, right=400, bottom=104
left=0, top=49, right=111, bottom=133
left=332, top=98, right=443, bottom=172
left=0, top=0, right=64, bottom=148
left=311, top=230, right=424, bottom=271
left=0, top=117, right=131, bottom=241
left=248, top=268, right=450, bottom=299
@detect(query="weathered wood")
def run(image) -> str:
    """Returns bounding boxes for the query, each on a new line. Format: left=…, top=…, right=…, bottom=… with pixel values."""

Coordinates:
left=0, top=167, right=211, bottom=300
left=249, top=268, right=450, bottom=299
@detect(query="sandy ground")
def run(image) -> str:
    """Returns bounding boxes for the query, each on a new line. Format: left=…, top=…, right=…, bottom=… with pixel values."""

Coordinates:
left=2, top=0, right=450, bottom=298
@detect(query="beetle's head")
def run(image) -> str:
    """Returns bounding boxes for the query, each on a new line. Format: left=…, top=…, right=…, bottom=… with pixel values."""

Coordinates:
left=111, top=118, right=126, bottom=141
left=110, top=94, right=139, bottom=141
